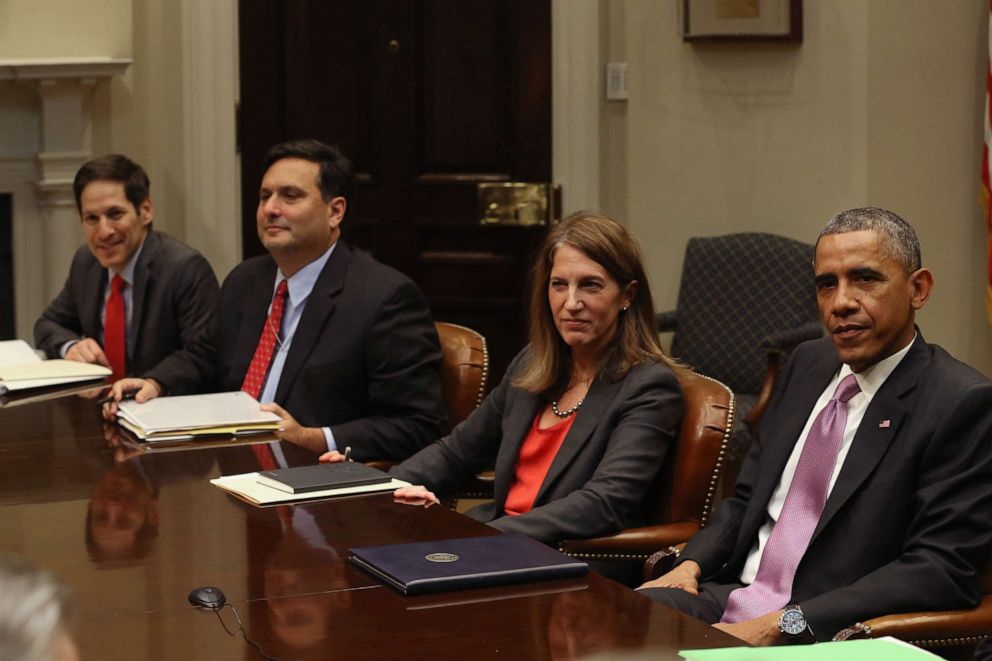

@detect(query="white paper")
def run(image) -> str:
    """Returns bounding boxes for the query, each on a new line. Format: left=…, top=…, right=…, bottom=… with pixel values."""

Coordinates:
left=210, top=471, right=410, bottom=505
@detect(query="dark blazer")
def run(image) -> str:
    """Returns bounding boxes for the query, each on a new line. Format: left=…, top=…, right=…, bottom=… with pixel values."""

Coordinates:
left=680, top=333, right=992, bottom=640
left=393, top=349, right=683, bottom=544
left=34, top=231, right=219, bottom=394
left=213, top=242, right=446, bottom=462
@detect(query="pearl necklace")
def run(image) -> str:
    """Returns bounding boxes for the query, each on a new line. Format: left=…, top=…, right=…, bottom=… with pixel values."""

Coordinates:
left=551, top=398, right=584, bottom=418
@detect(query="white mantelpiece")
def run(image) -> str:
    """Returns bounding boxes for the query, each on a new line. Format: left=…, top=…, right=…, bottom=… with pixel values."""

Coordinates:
left=0, top=57, right=131, bottom=339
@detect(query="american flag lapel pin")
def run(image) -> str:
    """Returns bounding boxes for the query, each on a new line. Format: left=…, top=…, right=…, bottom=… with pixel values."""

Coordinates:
left=879, top=419, right=891, bottom=428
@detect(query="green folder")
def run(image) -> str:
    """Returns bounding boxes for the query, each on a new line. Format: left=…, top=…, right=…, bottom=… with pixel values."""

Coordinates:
left=679, top=638, right=939, bottom=661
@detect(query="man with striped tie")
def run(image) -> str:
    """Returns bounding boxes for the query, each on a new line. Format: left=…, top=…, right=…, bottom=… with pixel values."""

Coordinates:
left=639, top=208, right=992, bottom=645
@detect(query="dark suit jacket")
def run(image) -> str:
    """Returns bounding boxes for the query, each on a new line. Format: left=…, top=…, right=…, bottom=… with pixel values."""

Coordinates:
left=212, top=242, right=445, bottom=462
left=34, top=231, right=219, bottom=394
left=680, top=333, right=992, bottom=640
left=393, top=350, right=683, bottom=544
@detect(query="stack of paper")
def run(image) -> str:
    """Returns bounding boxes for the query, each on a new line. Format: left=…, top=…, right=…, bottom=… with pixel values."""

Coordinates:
left=211, top=471, right=410, bottom=506
left=116, top=391, right=281, bottom=442
left=0, top=340, right=111, bottom=395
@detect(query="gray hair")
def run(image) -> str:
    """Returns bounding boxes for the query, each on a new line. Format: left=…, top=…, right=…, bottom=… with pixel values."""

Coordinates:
left=0, top=555, right=73, bottom=661
left=817, top=207, right=922, bottom=272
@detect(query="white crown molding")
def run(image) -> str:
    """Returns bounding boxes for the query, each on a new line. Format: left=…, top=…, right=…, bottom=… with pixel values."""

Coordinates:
left=0, top=57, right=132, bottom=82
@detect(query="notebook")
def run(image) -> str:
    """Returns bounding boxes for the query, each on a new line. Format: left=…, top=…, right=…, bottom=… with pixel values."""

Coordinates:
left=348, top=533, right=589, bottom=595
left=257, top=462, right=391, bottom=494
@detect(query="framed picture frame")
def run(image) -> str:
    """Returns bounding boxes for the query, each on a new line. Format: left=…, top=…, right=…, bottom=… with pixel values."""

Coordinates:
left=682, top=0, right=803, bottom=43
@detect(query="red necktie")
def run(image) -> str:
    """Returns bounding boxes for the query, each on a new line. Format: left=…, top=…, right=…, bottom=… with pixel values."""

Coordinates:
left=721, top=374, right=861, bottom=623
left=241, top=280, right=289, bottom=399
left=105, top=274, right=127, bottom=382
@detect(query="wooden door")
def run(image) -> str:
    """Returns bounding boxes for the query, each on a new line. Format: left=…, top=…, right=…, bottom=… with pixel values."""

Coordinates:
left=239, top=0, right=552, bottom=383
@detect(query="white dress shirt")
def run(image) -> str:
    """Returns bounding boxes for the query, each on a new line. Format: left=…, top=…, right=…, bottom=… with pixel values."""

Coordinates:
left=738, top=336, right=915, bottom=584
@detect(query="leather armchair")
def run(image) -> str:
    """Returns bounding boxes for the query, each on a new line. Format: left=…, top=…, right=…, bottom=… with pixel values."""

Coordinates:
left=557, top=371, right=734, bottom=582
left=434, top=321, right=489, bottom=431
left=831, top=568, right=992, bottom=653
left=657, top=233, right=822, bottom=494
left=368, top=321, right=487, bottom=472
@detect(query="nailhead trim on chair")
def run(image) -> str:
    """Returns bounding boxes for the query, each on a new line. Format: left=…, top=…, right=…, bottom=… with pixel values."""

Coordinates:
left=441, top=321, right=489, bottom=407
left=693, top=372, right=735, bottom=527
left=556, top=551, right=653, bottom=561
left=832, top=622, right=989, bottom=648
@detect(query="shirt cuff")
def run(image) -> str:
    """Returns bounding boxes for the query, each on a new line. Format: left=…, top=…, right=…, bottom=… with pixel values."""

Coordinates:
left=322, top=427, right=337, bottom=453
left=59, top=340, right=79, bottom=358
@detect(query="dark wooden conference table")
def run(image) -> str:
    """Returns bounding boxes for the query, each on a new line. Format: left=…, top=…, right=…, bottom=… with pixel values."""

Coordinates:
left=0, top=388, right=741, bottom=660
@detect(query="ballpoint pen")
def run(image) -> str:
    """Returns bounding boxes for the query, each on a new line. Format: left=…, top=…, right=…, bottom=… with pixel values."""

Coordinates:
left=343, top=446, right=352, bottom=462
left=96, top=389, right=140, bottom=406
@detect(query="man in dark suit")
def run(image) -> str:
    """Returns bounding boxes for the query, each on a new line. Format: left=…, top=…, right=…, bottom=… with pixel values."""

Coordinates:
left=110, top=140, right=445, bottom=462
left=640, top=207, right=992, bottom=645
left=34, top=155, right=219, bottom=395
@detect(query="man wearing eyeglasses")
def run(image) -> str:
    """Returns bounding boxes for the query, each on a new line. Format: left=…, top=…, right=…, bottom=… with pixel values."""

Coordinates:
left=34, top=154, right=219, bottom=396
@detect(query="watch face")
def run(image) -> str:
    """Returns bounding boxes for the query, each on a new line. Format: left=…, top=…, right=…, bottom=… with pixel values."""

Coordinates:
left=780, top=609, right=807, bottom=636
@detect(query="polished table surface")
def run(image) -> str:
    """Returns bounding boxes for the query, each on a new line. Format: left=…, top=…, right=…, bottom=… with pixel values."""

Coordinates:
left=0, top=390, right=742, bottom=659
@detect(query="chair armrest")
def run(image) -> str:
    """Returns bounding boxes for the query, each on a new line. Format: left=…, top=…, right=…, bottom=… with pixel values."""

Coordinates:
left=643, top=543, right=688, bottom=582
left=448, top=471, right=495, bottom=499
left=656, top=310, right=677, bottom=334
left=832, top=596, right=992, bottom=647
left=559, top=522, right=699, bottom=561
left=760, top=321, right=823, bottom=354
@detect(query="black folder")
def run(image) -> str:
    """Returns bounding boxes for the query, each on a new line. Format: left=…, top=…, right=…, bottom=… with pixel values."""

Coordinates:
left=348, top=533, right=589, bottom=595
left=256, top=461, right=390, bottom=494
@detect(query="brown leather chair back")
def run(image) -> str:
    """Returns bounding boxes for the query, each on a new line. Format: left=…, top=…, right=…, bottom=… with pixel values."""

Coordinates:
left=435, top=322, right=489, bottom=430
left=647, top=371, right=734, bottom=527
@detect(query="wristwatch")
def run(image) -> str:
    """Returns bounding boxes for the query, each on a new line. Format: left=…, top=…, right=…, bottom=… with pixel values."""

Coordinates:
left=779, top=604, right=812, bottom=641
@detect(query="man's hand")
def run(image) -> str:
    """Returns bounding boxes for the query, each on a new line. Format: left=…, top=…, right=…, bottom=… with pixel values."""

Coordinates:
left=393, top=485, right=440, bottom=508
left=713, top=611, right=784, bottom=646
left=636, top=560, right=702, bottom=595
left=261, top=402, right=327, bottom=453
left=101, top=378, right=162, bottom=420
left=66, top=338, right=110, bottom=367
left=319, top=451, right=347, bottom=463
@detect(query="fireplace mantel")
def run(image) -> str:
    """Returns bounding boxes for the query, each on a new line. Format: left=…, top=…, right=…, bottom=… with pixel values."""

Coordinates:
left=0, top=57, right=132, bottom=82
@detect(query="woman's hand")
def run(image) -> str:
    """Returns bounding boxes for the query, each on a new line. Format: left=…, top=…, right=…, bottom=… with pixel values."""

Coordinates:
left=261, top=402, right=327, bottom=453
left=318, top=451, right=348, bottom=463
left=393, top=485, right=440, bottom=508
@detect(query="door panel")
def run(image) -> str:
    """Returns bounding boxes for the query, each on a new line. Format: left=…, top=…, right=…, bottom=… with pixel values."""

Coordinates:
left=239, top=0, right=552, bottom=382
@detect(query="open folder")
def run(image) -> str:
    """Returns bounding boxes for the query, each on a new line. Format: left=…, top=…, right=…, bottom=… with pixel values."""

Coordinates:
left=0, top=340, right=111, bottom=395
left=116, top=391, right=281, bottom=442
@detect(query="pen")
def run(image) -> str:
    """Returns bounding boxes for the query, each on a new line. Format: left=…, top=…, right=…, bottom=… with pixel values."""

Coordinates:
left=97, top=389, right=139, bottom=406
left=343, top=446, right=352, bottom=462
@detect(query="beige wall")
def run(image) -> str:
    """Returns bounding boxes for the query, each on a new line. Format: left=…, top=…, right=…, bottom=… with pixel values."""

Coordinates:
left=0, top=0, right=131, bottom=59
left=604, top=0, right=992, bottom=374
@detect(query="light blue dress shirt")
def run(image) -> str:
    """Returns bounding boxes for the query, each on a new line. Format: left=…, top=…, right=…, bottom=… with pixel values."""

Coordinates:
left=258, top=243, right=339, bottom=455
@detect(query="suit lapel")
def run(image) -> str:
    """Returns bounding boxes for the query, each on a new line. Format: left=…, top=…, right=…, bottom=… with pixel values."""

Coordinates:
left=273, top=244, right=348, bottom=403
left=533, top=375, right=624, bottom=505
left=810, top=337, right=927, bottom=542
left=231, top=259, right=278, bottom=384
left=82, top=260, right=107, bottom=340
left=129, top=232, right=159, bottom=356
left=735, top=347, right=839, bottom=551
left=492, top=390, right=543, bottom=509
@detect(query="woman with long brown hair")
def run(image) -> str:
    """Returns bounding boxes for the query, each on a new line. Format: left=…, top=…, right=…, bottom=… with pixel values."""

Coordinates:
left=322, top=211, right=685, bottom=544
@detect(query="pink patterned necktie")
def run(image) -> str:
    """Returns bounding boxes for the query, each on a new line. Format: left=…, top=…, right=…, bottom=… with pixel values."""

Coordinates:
left=720, top=373, right=861, bottom=623
left=241, top=280, right=288, bottom=399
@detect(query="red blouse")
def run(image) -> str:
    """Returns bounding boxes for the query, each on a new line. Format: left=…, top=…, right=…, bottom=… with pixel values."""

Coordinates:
left=504, top=412, right=576, bottom=516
